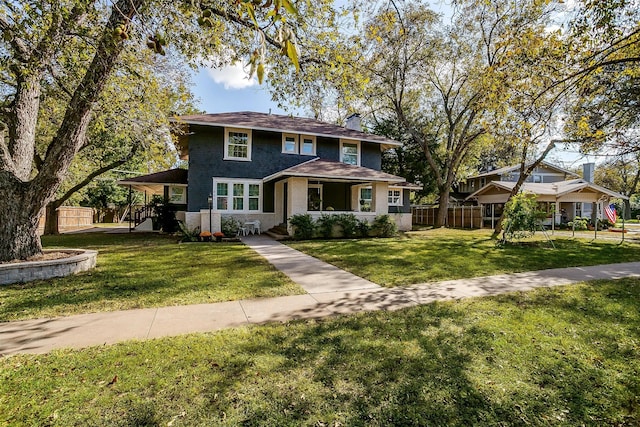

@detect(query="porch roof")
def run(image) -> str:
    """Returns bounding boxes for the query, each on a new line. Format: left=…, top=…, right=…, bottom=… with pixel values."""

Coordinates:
left=263, top=158, right=407, bottom=184
left=117, top=168, right=188, bottom=194
left=465, top=179, right=627, bottom=201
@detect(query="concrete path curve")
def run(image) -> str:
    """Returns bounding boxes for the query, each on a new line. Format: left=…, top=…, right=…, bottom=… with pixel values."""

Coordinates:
left=1, top=235, right=640, bottom=356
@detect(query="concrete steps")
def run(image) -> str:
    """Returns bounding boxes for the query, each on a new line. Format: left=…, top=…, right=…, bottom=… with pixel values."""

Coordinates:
left=265, top=224, right=290, bottom=240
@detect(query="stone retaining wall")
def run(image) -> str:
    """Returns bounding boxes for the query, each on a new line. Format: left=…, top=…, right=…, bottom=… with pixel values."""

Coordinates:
left=0, top=250, right=98, bottom=285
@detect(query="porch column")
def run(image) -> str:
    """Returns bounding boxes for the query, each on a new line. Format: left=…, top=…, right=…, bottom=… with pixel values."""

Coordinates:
left=373, top=182, right=389, bottom=215
left=287, top=177, right=308, bottom=218
left=554, top=201, right=561, bottom=226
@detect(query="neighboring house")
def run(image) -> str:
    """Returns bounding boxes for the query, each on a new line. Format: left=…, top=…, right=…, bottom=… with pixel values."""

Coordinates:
left=461, top=162, right=627, bottom=227
left=120, top=111, right=420, bottom=233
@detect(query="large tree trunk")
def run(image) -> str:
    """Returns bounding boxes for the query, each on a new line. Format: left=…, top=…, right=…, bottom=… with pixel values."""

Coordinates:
left=44, top=202, right=62, bottom=235
left=0, top=178, right=45, bottom=261
left=436, top=187, right=450, bottom=227
left=0, top=0, right=144, bottom=262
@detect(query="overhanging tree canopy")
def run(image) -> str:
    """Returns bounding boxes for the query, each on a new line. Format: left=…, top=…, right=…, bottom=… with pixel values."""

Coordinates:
left=0, top=0, right=335, bottom=262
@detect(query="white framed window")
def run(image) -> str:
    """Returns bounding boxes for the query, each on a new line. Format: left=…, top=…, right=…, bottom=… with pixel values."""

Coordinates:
left=308, top=184, right=323, bottom=211
left=168, top=186, right=186, bottom=204
left=359, top=187, right=372, bottom=212
left=388, top=188, right=402, bottom=206
left=340, top=139, right=360, bottom=166
left=300, top=135, right=316, bottom=155
left=213, top=178, right=261, bottom=212
left=224, top=127, right=252, bottom=161
left=216, top=182, right=228, bottom=210
left=282, top=133, right=298, bottom=154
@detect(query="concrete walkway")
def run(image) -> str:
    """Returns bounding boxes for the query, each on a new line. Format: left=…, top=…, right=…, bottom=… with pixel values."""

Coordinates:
left=2, top=235, right=640, bottom=356
left=243, top=235, right=380, bottom=293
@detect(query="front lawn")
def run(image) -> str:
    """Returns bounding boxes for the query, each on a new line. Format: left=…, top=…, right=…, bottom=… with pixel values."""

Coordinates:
left=0, top=233, right=302, bottom=322
left=2, top=278, right=639, bottom=425
left=287, top=228, right=640, bottom=286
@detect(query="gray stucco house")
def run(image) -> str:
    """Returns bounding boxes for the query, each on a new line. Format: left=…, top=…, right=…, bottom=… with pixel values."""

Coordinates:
left=120, top=111, right=419, bottom=233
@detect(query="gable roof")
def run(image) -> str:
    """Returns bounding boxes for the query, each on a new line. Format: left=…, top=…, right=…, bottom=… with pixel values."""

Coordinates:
left=172, top=111, right=401, bottom=148
left=468, top=161, right=579, bottom=179
left=263, top=158, right=406, bottom=183
left=465, top=178, right=627, bottom=200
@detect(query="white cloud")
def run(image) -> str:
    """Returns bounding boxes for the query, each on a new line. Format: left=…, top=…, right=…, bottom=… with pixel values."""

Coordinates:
left=205, top=62, right=257, bottom=90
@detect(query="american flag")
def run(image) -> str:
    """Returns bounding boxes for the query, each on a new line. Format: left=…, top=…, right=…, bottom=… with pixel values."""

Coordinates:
left=604, top=203, right=617, bottom=223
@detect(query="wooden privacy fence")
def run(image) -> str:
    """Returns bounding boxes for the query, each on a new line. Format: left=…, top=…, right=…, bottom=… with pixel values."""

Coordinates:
left=412, top=205, right=483, bottom=229
left=38, top=206, right=94, bottom=233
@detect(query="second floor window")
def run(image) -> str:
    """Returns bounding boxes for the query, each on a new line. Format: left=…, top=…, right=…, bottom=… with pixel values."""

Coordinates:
left=341, top=140, right=359, bottom=165
left=224, top=128, right=251, bottom=161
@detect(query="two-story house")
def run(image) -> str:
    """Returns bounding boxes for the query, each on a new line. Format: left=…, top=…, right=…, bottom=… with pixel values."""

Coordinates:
left=459, top=162, right=626, bottom=227
left=120, top=111, right=419, bottom=233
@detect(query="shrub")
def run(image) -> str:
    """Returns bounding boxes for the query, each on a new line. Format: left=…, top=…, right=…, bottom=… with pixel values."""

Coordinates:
left=148, top=195, right=178, bottom=233
left=356, top=218, right=371, bottom=237
left=221, top=216, right=242, bottom=236
left=567, top=217, right=588, bottom=231
left=177, top=222, right=200, bottom=242
left=336, top=213, right=359, bottom=238
left=371, top=214, right=397, bottom=237
left=289, top=214, right=315, bottom=240
left=317, top=213, right=340, bottom=238
left=502, top=192, right=546, bottom=241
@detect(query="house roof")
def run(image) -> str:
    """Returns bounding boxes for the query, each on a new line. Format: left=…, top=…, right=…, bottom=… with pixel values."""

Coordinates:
left=118, top=168, right=188, bottom=186
left=468, top=161, right=579, bottom=179
left=263, top=158, right=407, bottom=183
left=172, top=111, right=401, bottom=148
left=465, top=178, right=628, bottom=200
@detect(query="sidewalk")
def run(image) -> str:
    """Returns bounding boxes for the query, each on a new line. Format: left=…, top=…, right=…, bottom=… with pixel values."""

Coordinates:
left=2, top=235, right=640, bottom=356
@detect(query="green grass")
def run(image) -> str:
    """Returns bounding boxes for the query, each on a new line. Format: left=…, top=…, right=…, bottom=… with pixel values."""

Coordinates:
left=287, top=228, right=640, bottom=286
left=0, top=233, right=302, bottom=322
left=2, top=278, right=639, bottom=426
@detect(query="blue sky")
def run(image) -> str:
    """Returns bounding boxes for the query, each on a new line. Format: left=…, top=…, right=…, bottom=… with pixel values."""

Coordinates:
left=191, top=64, right=290, bottom=115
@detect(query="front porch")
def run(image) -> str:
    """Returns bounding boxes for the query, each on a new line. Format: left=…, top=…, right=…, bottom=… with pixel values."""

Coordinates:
left=273, top=177, right=398, bottom=233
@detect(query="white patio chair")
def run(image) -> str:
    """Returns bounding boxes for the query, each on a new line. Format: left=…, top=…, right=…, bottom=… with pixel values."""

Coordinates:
left=253, top=220, right=261, bottom=234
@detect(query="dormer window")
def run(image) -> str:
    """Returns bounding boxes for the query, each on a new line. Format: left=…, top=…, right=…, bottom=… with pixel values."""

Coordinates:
left=224, top=128, right=251, bottom=161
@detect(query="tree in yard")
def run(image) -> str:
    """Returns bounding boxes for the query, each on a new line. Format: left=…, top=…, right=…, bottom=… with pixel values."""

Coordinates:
left=0, top=0, right=332, bottom=261
left=40, top=49, right=195, bottom=234
left=500, top=191, right=547, bottom=243
left=357, top=1, right=491, bottom=227
left=593, top=155, right=640, bottom=218
left=463, top=0, right=569, bottom=236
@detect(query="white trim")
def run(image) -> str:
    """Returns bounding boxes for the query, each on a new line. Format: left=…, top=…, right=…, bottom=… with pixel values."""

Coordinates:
left=340, top=139, right=360, bottom=166
left=358, top=185, right=373, bottom=212
left=388, top=188, right=402, bottom=206
left=300, top=135, right=316, bottom=155
left=282, top=133, right=298, bottom=154
left=213, top=177, right=262, bottom=212
left=168, top=186, right=187, bottom=204
left=173, top=119, right=402, bottom=147
left=223, top=127, right=252, bottom=161
left=308, top=183, right=323, bottom=211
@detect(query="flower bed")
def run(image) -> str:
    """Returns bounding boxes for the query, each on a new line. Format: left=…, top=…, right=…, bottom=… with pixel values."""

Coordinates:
left=0, top=249, right=98, bottom=285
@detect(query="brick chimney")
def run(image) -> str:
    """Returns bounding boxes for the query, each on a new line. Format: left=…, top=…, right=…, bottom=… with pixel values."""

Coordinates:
left=345, top=113, right=362, bottom=131
left=583, top=162, right=595, bottom=182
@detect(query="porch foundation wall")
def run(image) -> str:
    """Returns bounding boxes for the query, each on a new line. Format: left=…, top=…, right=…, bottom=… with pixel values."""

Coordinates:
left=187, top=211, right=277, bottom=234
left=390, top=213, right=412, bottom=231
